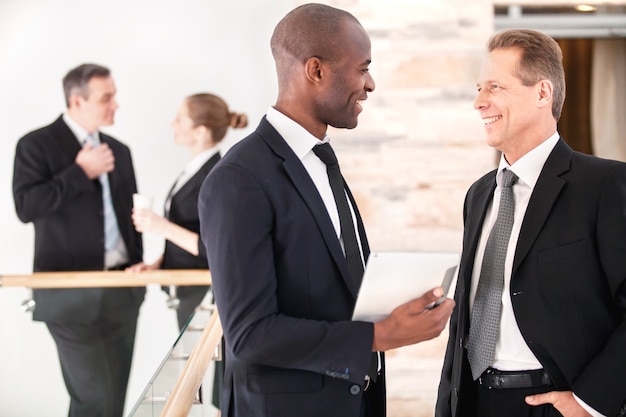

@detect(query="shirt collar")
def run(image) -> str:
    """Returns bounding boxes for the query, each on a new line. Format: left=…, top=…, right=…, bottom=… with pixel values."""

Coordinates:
left=182, top=146, right=220, bottom=177
left=497, top=131, right=560, bottom=189
left=266, top=106, right=326, bottom=160
left=63, top=112, right=99, bottom=144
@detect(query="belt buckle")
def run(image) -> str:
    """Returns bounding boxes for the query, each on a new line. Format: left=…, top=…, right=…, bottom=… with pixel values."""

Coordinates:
left=482, top=368, right=497, bottom=389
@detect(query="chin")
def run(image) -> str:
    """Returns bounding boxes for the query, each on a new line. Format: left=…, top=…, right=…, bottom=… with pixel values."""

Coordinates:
left=485, top=135, right=503, bottom=149
left=333, top=119, right=359, bottom=130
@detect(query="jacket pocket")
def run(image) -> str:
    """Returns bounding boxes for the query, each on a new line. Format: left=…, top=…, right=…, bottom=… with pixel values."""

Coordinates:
left=537, top=239, right=587, bottom=264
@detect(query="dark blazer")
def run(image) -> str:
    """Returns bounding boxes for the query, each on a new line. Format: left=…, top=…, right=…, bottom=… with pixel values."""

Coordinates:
left=436, top=139, right=626, bottom=417
left=162, top=153, right=219, bottom=328
left=12, top=115, right=145, bottom=323
left=161, top=152, right=219, bottom=272
left=199, top=117, right=386, bottom=417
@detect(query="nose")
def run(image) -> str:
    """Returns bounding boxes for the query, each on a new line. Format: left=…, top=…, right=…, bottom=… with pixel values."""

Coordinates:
left=473, top=89, right=488, bottom=110
left=365, top=71, right=375, bottom=93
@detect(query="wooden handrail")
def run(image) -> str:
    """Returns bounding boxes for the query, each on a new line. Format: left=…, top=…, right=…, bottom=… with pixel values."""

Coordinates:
left=0, top=270, right=211, bottom=288
left=1, top=268, right=220, bottom=416
left=160, top=308, right=223, bottom=417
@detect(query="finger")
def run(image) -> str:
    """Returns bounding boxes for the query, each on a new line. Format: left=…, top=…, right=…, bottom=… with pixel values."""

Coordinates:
left=397, top=288, right=444, bottom=315
left=125, top=264, right=144, bottom=273
left=525, top=391, right=554, bottom=405
left=434, top=298, right=455, bottom=316
left=417, top=287, right=445, bottom=308
left=133, top=222, right=144, bottom=232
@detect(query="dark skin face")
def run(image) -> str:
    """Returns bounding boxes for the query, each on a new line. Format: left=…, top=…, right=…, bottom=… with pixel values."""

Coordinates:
left=274, top=20, right=375, bottom=139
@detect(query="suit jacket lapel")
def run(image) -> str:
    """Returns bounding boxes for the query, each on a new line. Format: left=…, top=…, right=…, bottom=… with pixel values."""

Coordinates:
left=54, top=116, right=84, bottom=161
left=513, top=139, right=571, bottom=274
left=257, top=118, right=359, bottom=297
left=345, top=185, right=370, bottom=260
left=459, top=173, right=496, bottom=335
left=169, top=152, right=221, bottom=215
left=463, top=173, right=496, bottom=287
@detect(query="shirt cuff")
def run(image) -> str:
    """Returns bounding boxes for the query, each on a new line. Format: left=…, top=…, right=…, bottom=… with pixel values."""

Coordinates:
left=574, top=393, right=606, bottom=417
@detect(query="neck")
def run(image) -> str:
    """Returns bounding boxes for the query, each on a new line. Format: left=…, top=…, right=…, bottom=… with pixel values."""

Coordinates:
left=501, top=121, right=556, bottom=165
left=189, top=142, right=215, bottom=157
left=274, top=101, right=327, bottom=140
left=67, top=109, right=97, bottom=134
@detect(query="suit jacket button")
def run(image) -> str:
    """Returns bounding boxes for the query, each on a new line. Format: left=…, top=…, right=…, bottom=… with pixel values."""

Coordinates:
left=349, top=385, right=361, bottom=395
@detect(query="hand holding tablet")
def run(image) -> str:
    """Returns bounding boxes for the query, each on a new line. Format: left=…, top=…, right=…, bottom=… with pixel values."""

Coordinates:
left=352, top=252, right=458, bottom=351
left=352, top=251, right=458, bottom=321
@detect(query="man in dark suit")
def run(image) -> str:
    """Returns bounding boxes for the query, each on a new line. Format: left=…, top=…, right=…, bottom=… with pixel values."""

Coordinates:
left=198, top=4, right=455, bottom=417
left=12, top=63, right=144, bottom=417
left=436, top=29, right=626, bottom=417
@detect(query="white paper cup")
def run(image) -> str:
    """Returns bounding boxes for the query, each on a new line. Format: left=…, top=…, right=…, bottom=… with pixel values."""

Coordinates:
left=132, top=193, right=154, bottom=210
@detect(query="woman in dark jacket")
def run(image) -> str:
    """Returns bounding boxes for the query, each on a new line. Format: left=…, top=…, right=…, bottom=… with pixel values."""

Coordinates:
left=129, top=92, right=247, bottom=414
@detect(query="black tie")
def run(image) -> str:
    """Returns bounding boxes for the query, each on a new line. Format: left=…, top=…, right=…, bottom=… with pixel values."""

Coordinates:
left=312, top=143, right=364, bottom=290
left=314, top=143, right=379, bottom=384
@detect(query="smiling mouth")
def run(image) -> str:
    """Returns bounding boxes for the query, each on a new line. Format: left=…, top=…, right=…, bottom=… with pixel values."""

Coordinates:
left=483, top=116, right=502, bottom=125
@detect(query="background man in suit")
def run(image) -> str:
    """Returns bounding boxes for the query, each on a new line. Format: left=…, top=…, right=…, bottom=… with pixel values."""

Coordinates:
left=12, top=63, right=144, bottom=417
left=199, top=4, right=455, bottom=417
left=436, top=29, right=626, bottom=417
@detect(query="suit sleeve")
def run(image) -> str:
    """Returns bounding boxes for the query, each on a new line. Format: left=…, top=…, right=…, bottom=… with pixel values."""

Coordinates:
left=199, top=162, right=374, bottom=383
left=13, top=135, right=95, bottom=223
left=573, top=163, right=626, bottom=416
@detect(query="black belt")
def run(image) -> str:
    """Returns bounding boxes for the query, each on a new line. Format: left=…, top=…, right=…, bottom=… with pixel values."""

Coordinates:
left=477, top=368, right=552, bottom=390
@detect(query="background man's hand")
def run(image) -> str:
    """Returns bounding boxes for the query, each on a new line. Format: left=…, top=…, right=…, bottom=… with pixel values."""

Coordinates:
left=75, top=143, right=115, bottom=179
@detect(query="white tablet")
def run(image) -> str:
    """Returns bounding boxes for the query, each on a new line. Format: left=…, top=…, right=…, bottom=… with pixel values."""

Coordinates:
left=352, top=251, right=458, bottom=322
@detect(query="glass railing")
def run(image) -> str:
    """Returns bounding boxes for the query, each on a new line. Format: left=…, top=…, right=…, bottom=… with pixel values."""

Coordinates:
left=127, top=304, right=222, bottom=417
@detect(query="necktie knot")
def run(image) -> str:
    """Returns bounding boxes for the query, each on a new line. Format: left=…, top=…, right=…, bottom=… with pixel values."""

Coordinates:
left=84, top=133, right=100, bottom=147
left=312, top=143, right=339, bottom=167
left=501, top=169, right=518, bottom=188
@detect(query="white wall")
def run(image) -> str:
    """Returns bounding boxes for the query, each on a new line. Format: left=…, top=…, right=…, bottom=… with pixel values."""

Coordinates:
left=0, top=1, right=293, bottom=415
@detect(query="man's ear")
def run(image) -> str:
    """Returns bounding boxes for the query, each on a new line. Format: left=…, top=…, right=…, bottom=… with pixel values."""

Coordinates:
left=537, top=79, right=553, bottom=110
left=68, top=93, right=84, bottom=110
left=304, top=57, right=324, bottom=84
